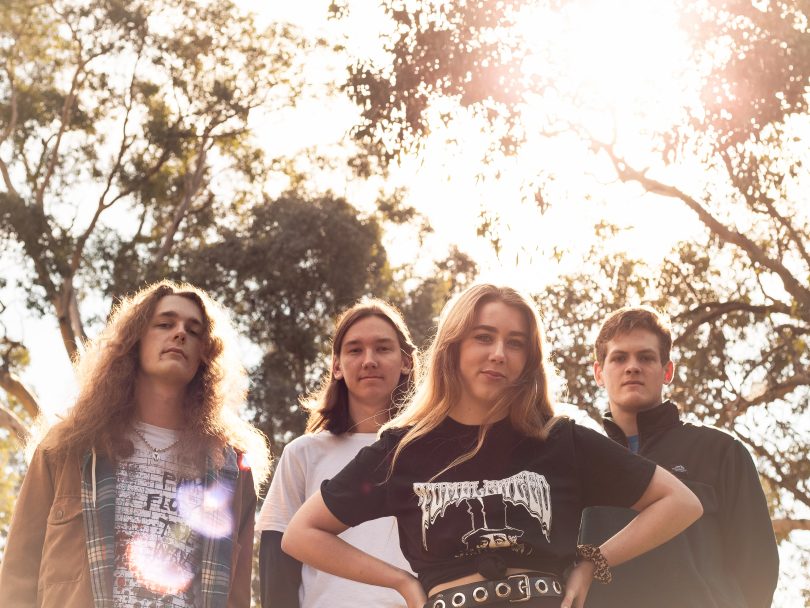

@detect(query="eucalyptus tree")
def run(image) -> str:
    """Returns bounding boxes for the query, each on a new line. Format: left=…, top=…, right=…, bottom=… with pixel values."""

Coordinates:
left=0, top=0, right=301, bottom=430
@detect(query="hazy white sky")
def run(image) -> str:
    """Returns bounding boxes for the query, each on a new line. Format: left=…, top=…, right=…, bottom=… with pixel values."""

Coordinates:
left=3, top=0, right=708, bottom=415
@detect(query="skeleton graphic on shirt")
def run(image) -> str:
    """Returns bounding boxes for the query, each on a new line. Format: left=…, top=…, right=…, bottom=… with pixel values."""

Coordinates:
left=413, top=471, right=552, bottom=555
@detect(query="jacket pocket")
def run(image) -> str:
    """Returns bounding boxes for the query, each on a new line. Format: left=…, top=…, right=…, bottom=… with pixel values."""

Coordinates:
left=39, top=496, right=88, bottom=588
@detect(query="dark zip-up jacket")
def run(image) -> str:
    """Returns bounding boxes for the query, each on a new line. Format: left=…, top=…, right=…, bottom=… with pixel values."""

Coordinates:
left=583, top=401, right=779, bottom=608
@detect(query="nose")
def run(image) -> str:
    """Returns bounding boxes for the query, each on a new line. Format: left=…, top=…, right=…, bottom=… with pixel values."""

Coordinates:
left=173, top=325, right=186, bottom=343
left=361, top=348, right=378, bottom=368
left=489, top=339, right=506, bottom=364
left=625, top=357, right=641, bottom=373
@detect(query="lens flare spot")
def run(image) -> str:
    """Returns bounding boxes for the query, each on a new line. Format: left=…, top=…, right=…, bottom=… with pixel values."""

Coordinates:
left=126, top=536, right=194, bottom=595
left=177, top=480, right=234, bottom=539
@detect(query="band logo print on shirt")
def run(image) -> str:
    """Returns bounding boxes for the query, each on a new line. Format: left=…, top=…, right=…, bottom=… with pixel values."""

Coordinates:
left=413, top=471, right=552, bottom=551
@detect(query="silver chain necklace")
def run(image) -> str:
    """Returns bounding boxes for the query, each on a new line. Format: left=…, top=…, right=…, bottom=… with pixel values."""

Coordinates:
left=132, top=426, right=181, bottom=462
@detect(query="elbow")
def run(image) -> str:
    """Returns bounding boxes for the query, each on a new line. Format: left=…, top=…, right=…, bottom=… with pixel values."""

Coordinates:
left=280, top=528, right=296, bottom=559
left=682, top=486, right=703, bottom=525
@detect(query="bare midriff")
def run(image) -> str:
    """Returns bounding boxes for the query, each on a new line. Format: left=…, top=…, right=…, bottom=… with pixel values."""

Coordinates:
left=428, top=567, right=539, bottom=597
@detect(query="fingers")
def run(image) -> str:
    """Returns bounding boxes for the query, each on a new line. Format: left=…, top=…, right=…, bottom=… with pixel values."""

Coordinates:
left=561, top=588, right=576, bottom=608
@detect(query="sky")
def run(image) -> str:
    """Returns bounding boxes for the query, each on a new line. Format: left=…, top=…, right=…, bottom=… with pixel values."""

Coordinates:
left=1, top=0, right=708, bottom=416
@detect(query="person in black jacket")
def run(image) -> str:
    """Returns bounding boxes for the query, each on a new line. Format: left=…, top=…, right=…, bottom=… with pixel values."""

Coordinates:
left=587, top=305, right=779, bottom=608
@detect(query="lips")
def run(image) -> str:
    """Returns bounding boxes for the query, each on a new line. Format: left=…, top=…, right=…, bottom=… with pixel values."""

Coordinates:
left=481, top=370, right=506, bottom=380
left=163, top=347, right=186, bottom=359
left=359, top=375, right=384, bottom=380
left=622, top=380, right=644, bottom=387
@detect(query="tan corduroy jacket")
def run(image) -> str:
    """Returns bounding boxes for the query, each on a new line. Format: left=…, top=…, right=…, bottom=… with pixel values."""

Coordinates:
left=0, top=442, right=256, bottom=608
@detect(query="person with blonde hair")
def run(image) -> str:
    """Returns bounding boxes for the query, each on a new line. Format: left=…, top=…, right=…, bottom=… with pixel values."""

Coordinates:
left=283, top=283, right=702, bottom=608
left=258, top=298, right=417, bottom=607
left=0, top=280, right=269, bottom=608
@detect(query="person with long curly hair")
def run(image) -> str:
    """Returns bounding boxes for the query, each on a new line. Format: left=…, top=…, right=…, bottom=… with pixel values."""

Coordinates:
left=0, top=280, right=269, bottom=608
left=282, top=284, right=702, bottom=608
left=258, top=298, right=417, bottom=607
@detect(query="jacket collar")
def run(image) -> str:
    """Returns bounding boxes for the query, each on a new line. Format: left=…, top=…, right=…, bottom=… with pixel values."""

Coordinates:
left=602, top=400, right=681, bottom=447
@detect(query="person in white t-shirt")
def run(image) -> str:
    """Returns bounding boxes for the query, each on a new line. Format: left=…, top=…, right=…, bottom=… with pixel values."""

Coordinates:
left=258, top=298, right=418, bottom=608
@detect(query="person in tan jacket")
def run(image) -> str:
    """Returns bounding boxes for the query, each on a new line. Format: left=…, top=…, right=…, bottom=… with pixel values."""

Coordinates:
left=0, top=281, right=270, bottom=608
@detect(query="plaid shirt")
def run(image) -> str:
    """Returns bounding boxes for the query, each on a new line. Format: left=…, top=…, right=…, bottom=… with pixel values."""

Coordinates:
left=80, top=448, right=241, bottom=608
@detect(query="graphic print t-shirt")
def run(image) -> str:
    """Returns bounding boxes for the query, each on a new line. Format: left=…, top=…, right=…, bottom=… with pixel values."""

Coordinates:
left=114, top=423, right=203, bottom=608
left=322, top=417, right=656, bottom=593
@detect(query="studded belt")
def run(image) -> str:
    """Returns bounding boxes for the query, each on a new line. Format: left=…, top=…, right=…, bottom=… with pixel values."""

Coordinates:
left=424, top=572, right=564, bottom=607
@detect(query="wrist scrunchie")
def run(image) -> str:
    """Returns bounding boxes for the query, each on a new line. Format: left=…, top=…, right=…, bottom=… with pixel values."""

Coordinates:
left=576, top=544, right=612, bottom=584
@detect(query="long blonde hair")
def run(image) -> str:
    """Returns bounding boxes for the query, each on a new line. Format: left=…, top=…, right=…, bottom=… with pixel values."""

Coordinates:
left=41, top=281, right=270, bottom=486
left=382, top=284, right=561, bottom=477
left=304, top=298, right=418, bottom=434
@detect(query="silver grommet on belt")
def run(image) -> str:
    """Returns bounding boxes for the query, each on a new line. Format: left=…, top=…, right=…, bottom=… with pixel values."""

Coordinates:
left=495, top=582, right=511, bottom=598
left=553, top=580, right=563, bottom=594
left=472, top=586, right=488, bottom=603
left=433, top=600, right=446, bottom=608
left=451, top=593, right=466, bottom=607
left=535, top=579, right=549, bottom=594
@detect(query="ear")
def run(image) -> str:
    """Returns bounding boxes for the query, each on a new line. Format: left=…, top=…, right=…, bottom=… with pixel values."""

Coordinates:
left=332, top=358, right=343, bottom=380
left=593, top=361, right=605, bottom=387
left=663, top=360, right=675, bottom=385
left=400, top=353, right=413, bottom=376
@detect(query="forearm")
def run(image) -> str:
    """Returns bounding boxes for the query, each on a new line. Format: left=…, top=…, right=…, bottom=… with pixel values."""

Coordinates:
left=282, top=524, right=413, bottom=592
left=601, top=467, right=702, bottom=567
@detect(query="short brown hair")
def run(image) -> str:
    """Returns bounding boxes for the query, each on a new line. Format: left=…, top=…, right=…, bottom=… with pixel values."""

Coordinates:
left=594, top=306, right=672, bottom=366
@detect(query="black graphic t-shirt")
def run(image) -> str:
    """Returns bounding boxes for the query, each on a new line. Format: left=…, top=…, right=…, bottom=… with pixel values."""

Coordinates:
left=322, top=417, right=656, bottom=593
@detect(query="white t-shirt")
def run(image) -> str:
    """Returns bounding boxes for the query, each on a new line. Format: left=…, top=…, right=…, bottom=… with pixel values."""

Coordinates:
left=257, top=431, right=409, bottom=608
left=114, top=422, right=204, bottom=607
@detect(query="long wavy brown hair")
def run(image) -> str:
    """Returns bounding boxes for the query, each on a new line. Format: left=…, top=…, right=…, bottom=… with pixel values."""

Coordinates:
left=382, top=284, right=562, bottom=478
left=304, top=298, right=418, bottom=434
left=41, top=280, right=270, bottom=485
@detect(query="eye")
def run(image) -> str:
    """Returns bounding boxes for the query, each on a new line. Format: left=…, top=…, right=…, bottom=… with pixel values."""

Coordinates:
left=188, top=327, right=200, bottom=337
left=378, top=345, right=392, bottom=352
left=507, top=338, right=526, bottom=349
left=474, top=333, right=493, bottom=343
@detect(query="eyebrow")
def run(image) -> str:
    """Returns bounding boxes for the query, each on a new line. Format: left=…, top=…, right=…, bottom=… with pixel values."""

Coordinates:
left=342, top=337, right=397, bottom=347
left=471, top=324, right=528, bottom=337
left=609, top=348, right=658, bottom=356
left=155, top=310, right=204, bottom=327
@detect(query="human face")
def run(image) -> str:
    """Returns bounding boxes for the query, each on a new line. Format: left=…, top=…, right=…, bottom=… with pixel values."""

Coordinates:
left=333, top=316, right=410, bottom=412
left=138, top=295, right=205, bottom=387
left=593, top=328, right=674, bottom=417
left=457, top=301, right=529, bottom=413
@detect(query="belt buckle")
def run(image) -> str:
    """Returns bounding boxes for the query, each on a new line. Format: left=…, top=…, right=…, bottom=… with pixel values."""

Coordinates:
left=507, top=574, right=531, bottom=603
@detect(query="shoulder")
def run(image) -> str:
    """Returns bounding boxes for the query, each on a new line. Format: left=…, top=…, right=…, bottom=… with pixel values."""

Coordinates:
left=675, top=418, right=740, bottom=447
left=279, top=430, right=341, bottom=456
left=379, top=425, right=409, bottom=445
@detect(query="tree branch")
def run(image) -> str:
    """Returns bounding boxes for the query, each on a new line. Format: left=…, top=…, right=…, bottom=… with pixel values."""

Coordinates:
left=595, top=141, right=810, bottom=312
left=719, top=371, right=810, bottom=425
left=0, top=404, right=28, bottom=444
left=151, top=135, right=211, bottom=269
left=674, top=301, right=792, bottom=346
left=0, top=368, right=40, bottom=418
left=772, top=518, right=810, bottom=536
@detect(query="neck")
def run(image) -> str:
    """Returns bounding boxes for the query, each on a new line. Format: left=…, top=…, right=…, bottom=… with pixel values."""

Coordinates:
left=448, top=400, right=504, bottom=426
left=609, top=400, right=662, bottom=438
left=347, top=399, right=389, bottom=433
left=134, top=374, right=187, bottom=430
left=609, top=407, right=639, bottom=437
